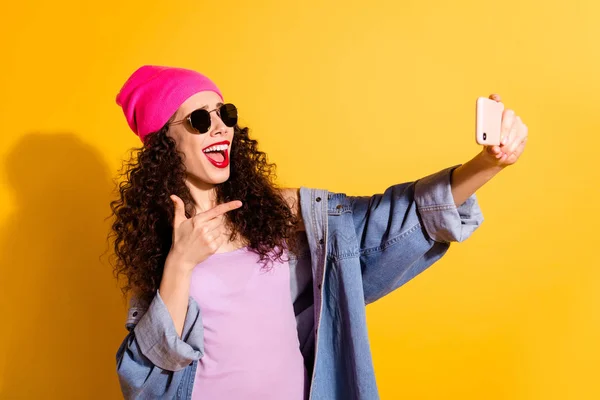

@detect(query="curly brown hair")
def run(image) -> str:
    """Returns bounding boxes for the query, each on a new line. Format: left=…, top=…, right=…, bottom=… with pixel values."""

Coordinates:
left=108, top=123, right=299, bottom=306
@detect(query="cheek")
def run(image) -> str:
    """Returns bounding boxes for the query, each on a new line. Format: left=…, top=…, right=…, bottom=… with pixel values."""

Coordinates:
left=176, top=138, right=204, bottom=166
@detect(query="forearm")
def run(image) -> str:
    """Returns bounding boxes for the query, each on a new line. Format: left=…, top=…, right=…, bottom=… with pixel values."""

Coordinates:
left=451, top=151, right=504, bottom=206
left=159, top=255, right=194, bottom=338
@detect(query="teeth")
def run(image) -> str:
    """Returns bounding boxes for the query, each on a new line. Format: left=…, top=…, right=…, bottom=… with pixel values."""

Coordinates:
left=203, top=144, right=228, bottom=153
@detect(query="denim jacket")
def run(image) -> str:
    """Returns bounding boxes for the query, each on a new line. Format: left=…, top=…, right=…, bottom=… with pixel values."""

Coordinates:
left=116, top=166, right=483, bottom=399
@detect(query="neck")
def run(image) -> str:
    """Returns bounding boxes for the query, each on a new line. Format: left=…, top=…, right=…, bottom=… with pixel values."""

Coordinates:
left=186, top=176, right=218, bottom=213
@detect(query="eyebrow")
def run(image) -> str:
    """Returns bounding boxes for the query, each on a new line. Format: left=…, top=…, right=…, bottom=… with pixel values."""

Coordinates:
left=199, top=102, right=224, bottom=110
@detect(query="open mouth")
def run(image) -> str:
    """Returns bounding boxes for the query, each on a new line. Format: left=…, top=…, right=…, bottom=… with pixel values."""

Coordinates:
left=205, top=150, right=225, bottom=163
left=202, top=142, right=230, bottom=168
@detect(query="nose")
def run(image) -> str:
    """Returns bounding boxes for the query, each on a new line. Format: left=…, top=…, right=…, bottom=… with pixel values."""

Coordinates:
left=209, top=110, right=227, bottom=137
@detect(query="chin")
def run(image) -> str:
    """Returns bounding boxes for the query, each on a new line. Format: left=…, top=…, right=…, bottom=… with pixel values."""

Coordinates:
left=211, top=173, right=230, bottom=184
left=190, top=169, right=231, bottom=186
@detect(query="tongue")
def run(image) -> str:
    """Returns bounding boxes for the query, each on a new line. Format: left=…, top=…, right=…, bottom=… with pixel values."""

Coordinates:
left=205, top=151, right=225, bottom=163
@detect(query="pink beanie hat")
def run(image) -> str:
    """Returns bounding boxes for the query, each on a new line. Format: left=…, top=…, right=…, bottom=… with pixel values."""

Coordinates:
left=116, top=65, right=223, bottom=143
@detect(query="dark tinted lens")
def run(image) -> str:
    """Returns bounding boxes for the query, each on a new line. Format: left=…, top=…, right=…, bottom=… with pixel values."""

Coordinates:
left=189, top=109, right=211, bottom=133
left=219, top=103, right=238, bottom=127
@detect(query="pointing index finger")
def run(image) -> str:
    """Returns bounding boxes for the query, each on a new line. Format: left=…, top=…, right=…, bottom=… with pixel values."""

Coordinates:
left=195, top=200, right=243, bottom=222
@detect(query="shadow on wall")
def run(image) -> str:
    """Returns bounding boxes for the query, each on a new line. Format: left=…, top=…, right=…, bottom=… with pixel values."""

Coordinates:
left=0, top=133, right=125, bottom=399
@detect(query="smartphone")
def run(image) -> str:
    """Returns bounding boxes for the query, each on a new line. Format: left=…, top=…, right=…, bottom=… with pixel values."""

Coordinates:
left=476, top=97, right=504, bottom=146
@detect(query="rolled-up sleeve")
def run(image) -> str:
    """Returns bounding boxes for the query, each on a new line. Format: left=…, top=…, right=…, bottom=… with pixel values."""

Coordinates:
left=414, top=165, right=484, bottom=243
left=132, top=289, right=204, bottom=372
left=346, top=165, right=484, bottom=304
left=116, top=290, right=204, bottom=398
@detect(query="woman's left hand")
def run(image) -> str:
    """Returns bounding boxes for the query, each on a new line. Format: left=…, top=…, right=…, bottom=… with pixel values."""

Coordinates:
left=481, top=94, right=529, bottom=168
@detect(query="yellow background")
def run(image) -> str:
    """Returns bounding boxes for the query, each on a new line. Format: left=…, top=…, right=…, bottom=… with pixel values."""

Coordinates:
left=1, top=0, right=598, bottom=398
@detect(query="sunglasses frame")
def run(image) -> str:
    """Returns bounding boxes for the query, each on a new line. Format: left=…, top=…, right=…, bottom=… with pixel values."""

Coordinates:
left=170, top=103, right=237, bottom=134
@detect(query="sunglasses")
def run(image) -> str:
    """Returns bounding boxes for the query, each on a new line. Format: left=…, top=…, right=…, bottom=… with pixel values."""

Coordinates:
left=170, top=103, right=238, bottom=134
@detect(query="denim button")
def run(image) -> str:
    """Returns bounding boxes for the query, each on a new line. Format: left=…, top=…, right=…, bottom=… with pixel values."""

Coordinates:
left=336, top=205, right=343, bottom=210
left=316, top=197, right=321, bottom=202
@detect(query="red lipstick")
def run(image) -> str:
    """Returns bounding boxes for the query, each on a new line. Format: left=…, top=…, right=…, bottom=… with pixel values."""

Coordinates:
left=202, top=140, right=230, bottom=169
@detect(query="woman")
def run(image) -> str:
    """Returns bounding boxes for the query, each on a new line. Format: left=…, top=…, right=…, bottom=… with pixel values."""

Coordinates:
left=111, top=65, right=527, bottom=399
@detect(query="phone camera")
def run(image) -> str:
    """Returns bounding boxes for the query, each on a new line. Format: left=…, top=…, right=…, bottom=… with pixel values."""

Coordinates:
left=483, top=133, right=487, bottom=140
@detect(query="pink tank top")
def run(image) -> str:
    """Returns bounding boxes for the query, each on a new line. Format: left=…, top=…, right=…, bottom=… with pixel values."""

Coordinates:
left=189, top=246, right=308, bottom=400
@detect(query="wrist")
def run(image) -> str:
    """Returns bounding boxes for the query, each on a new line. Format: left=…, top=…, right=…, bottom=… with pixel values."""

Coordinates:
left=164, top=252, right=194, bottom=277
left=160, top=256, right=193, bottom=299
left=452, top=151, right=504, bottom=194
left=474, top=150, right=506, bottom=174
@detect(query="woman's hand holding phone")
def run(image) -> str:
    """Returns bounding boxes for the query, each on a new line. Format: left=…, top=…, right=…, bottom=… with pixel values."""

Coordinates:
left=477, top=93, right=529, bottom=168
